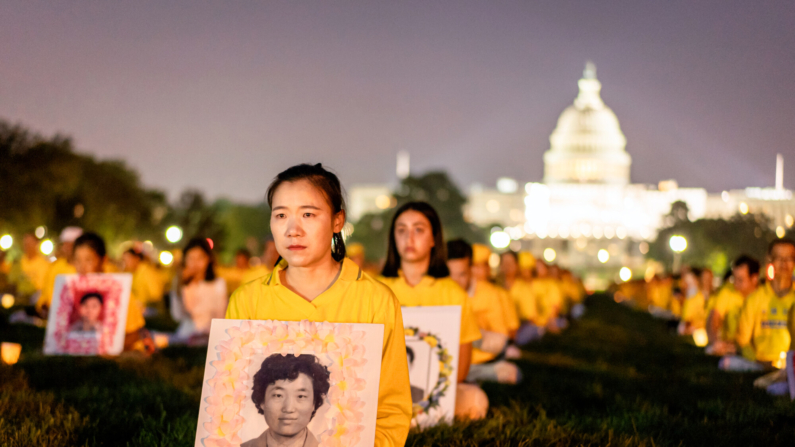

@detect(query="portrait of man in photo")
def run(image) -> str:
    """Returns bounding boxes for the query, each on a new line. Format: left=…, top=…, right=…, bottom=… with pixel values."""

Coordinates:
left=243, top=353, right=331, bottom=447
left=68, top=292, right=104, bottom=334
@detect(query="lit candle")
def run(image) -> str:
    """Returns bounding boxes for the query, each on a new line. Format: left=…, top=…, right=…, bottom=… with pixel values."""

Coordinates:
left=1, top=342, right=22, bottom=365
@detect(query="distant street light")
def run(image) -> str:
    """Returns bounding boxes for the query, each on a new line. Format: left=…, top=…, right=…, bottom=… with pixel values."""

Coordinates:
left=40, top=239, right=54, bottom=255
left=490, top=231, right=511, bottom=249
left=0, top=235, right=12, bottom=250
left=619, top=267, right=632, bottom=282
left=669, top=235, right=687, bottom=253
left=597, top=249, right=609, bottom=264
left=165, top=226, right=183, bottom=244
left=669, top=235, right=688, bottom=272
left=543, top=248, right=556, bottom=263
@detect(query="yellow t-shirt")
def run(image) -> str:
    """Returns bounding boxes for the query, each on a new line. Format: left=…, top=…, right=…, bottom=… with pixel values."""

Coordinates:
left=533, top=278, right=564, bottom=326
left=468, top=280, right=510, bottom=364
left=509, top=278, right=537, bottom=323
left=681, top=292, right=707, bottom=330
left=20, top=254, right=52, bottom=291
left=131, top=262, right=165, bottom=306
left=226, top=258, right=412, bottom=447
left=378, top=273, right=482, bottom=345
left=736, top=282, right=795, bottom=363
left=496, top=285, right=520, bottom=332
left=240, top=264, right=272, bottom=286
left=38, top=260, right=145, bottom=334
left=216, top=266, right=246, bottom=296
left=708, top=284, right=747, bottom=341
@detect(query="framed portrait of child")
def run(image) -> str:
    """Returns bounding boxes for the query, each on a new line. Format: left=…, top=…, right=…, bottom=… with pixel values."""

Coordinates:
left=401, top=306, right=461, bottom=428
left=195, top=319, right=385, bottom=447
left=43, top=273, right=133, bottom=356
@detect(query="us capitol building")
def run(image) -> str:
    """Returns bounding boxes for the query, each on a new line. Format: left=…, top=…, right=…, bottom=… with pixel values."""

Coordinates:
left=350, top=63, right=795, bottom=288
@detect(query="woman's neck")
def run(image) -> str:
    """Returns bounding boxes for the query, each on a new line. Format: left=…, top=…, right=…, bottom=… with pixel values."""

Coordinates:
left=401, top=257, right=430, bottom=287
left=267, top=427, right=307, bottom=447
left=282, top=254, right=342, bottom=302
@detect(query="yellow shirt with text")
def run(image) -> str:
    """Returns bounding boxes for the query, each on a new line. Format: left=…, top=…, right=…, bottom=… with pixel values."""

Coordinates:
left=226, top=258, right=412, bottom=447
left=736, top=282, right=794, bottom=363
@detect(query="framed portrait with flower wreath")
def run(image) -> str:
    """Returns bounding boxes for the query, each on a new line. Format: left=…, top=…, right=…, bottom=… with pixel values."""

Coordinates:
left=44, top=273, right=133, bottom=356
left=401, top=306, right=461, bottom=428
left=194, top=319, right=384, bottom=447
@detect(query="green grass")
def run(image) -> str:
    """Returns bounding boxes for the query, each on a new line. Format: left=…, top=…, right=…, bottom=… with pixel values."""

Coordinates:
left=1, top=296, right=793, bottom=446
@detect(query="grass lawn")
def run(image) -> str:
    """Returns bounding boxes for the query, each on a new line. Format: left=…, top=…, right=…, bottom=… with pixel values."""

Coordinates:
left=1, top=295, right=793, bottom=446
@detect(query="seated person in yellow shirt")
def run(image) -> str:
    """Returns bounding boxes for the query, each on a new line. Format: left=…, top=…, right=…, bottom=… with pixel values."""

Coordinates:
left=123, top=247, right=165, bottom=315
left=225, top=163, right=411, bottom=446
left=446, top=239, right=521, bottom=385
left=471, top=244, right=520, bottom=340
left=679, top=267, right=707, bottom=335
left=17, top=232, right=52, bottom=299
left=72, top=232, right=154, bottom=355
left=501, top=251, right=547, bottom=345
left=37, top=226, right=83, bottom=317
left=721, top=239, right=795, bottom=372
left=705, top=255, right=759, bottom=355
left=378, top=202, right=487, bottom=420
left=217, top=248, right=252, bottom=295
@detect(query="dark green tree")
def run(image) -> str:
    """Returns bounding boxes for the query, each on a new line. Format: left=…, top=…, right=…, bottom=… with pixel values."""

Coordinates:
left=649, top=201, right=777, bottom=275
left=349, top=171, right=487, bottom=262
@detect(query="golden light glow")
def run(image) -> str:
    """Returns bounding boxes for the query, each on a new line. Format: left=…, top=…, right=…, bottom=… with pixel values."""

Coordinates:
left=669, top=235, right=687, bottom=253
left=776, top=226, right=786, bottom=238
left=0, top=235, right=12, bottom=250
left=490, top=231, right=511, bottom=249
left=739, top=202, right=749, bottom=215
left=488, top=253, right=500, bottom=269
left=165, top=226, right=183, bottom=243
left=1, top=342, right=21, bottom=365
left=1, top=294, right=14, bottom=309
left=375, top=195, right=391, bottom=210
left=767, top=264, right=775, bottom=280
left=35, top=226, right=46, bottom=239
left=159, top=251, right=174, bottom=266
left=486, top=199, right=500, bottom=213
left=692, top=329, right=708, bottom=347
left=619, top=267, right=632, bottom=282
left=40, top=239, right=54, bottom=255
left=543, top=248, right=556, bottom=262
left=597, top=249, right=609, bottom=263
left=786, top=214, right=794, bottom=228
left=639, top=242, right=649, bottom=254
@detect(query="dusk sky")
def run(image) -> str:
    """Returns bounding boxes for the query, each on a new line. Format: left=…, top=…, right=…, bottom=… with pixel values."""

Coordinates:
left=2, top=1, right=794, bottom=203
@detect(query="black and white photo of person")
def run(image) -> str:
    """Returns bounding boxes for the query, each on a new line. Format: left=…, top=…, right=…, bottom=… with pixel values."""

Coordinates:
left=406, top=346, right=425, bottom=403
left=68, top=292, right=103, bottom=333
left=243, top=354, right=330, bottom=447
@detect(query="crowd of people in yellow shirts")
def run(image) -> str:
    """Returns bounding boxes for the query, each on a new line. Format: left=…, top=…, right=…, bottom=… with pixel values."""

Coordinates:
left=28, top=162, right=795, bottom=446
left=615, top=238, right=795, bottom=394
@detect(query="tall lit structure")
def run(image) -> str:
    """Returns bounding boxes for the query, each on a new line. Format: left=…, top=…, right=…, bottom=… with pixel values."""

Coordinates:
left=543, top=62, right=631, bottom=185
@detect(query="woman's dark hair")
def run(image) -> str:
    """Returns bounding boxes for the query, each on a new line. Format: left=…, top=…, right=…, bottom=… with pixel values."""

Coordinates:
left=74, top=232, right=106, bottom=258
left=381, top=201, right=449, bottom=278
left=251, top=354, right=330, bottom=419
left=183, top=237, right=216, bottom=282
left=124, top=248, right=144, bottom=260
left=266, top=163, right=347, bottom=262
left=79, top=292, right=103, bottom=305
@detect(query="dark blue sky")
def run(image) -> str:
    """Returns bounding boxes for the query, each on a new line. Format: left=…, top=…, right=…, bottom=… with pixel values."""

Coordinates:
left=1, top=1, right=793, bottom=202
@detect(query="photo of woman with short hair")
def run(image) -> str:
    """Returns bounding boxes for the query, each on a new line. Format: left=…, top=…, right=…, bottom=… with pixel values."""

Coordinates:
left=244, top=353, right=331, bottom=447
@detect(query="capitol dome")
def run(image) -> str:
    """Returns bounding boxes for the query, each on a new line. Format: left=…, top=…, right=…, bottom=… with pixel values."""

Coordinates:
left=543, top=63, right=631, bottom=185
